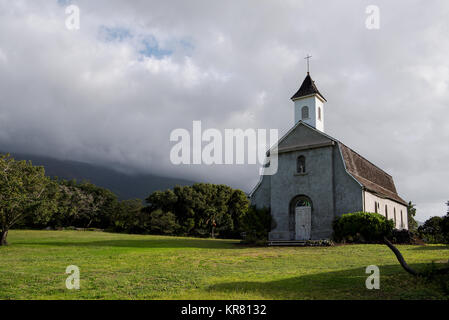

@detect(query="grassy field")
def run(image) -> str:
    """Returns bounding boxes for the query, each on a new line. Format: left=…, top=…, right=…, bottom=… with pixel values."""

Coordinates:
left=0, top=230, right=448, bottom=300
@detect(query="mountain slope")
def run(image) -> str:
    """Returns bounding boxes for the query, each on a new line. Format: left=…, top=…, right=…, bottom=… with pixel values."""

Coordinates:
left=3, top=152, right=194, bottom=200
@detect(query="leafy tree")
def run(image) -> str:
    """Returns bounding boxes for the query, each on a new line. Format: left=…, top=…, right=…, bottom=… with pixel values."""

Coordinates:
left=407, top=201, right=418, bottom=231
left=112, top=199, right=145, bottom=233
left=415, top=202, right=449, bottom=244
left=149, top=209, right=179, bottom=235
left=420, top=216, right=443, bottom=234
left=145, top=183, right=250, bottom=238
left=0, top=154, right=58, bottom=245
left=418, top=203, right=449, bottom=245
left=443, top=201, right=449, bottom=240
left=145, top=189, right=177, bottom=213
left=172, top=185, right=197, bottom=234
left=78, top=182, right=117, bottom=228
left=418, top=216, right=444, bottom=243
left=227, top=190, right=249, bottom=237
left=192, top=184, right=233, bottom=237
left=54, top=180, right=118, bottom=229
left=240, top=206, right=273, bottom=243
left=441, top=213, right=449, bottom=244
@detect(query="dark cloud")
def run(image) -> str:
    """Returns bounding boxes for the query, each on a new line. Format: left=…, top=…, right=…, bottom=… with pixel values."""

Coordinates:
left=0, top=0, right=448, bottom=220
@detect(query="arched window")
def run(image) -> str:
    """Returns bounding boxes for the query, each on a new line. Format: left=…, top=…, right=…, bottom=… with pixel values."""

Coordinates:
left=394, top=208, right=397, bottom=226
left=295, top=198, right=312, bottom=208
left=401, top=210, right=404, bottom=228
left=318, top=107, right=322, bottom=121
left=297, top=156, right=306, bottom=174
left=301, top=106, right=309, bottom=119
left=385, top=205, right=388, bottom=220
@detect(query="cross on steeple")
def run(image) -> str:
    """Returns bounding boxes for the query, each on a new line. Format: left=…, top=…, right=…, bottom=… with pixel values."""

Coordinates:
left=304, top=54, right=312, bottom=74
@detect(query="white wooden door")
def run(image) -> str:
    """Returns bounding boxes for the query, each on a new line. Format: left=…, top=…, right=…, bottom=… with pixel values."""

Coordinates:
left=295, top=207, right=311, bottom=240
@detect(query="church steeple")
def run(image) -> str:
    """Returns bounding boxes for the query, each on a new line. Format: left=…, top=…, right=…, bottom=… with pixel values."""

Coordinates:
left=291, top=73, right=326, bottom=132
left=291, top=73, right=326, bottom=102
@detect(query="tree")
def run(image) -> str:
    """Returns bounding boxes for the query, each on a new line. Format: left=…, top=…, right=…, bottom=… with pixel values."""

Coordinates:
left=54, top=180, right=118, bottom=229
left=240, top=206, right=273, bottom=243
left=385, top=204, right=449, bottom=276
left=407, top=201, right=418, bottom=231
left=76, top=182, right=117, bottom=228
left=417, top=202, right=449, bottom=244
left=194, top=184, right=233, bottom=238
left=330, top=211, right=425, bottom=276
left=145, top=184, right=250, bottom=238
left=0, top=154, right=58, bottom=246
left=149, top=209, right=179, bottom=235
left=438, top=201, right=449, bottom=243
left=112, top=199, right=144, bottom=233
left=441, top=213, right=449, bottom=244
left=418, top=216, right=444, bottom=243
left=145, top=189, right=177, bottom=213
left=227, top=190, right=249, bottom=237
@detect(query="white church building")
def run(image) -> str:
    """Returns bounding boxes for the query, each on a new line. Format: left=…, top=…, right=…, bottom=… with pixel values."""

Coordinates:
left=250, top=72, right=408, bottom=241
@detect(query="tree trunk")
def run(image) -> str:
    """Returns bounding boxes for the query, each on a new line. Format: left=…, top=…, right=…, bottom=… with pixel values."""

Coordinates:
left=383, top=237, right=449, bottom=277
left=0, top=229, right=8, bottom=246
left=383, top=237, right=418, bottom=276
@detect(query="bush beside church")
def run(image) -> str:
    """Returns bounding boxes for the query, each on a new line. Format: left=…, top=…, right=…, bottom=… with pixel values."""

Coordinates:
left=332, top=212, right=394, bottom=243
left=332, top=211, right=448, bottom=245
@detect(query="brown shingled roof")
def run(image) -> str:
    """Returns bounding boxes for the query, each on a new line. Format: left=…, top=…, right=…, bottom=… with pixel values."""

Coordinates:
left=291, top=73, right=327, bottom=101
left=338, top=142, right=408, bottom=205
left=263, top=121, right=408, bottom=206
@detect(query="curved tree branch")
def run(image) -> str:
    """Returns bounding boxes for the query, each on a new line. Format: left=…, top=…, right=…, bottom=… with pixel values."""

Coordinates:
left=384, top=236, right=449, bottom=277
left=383, top=237, right=419, bottom=276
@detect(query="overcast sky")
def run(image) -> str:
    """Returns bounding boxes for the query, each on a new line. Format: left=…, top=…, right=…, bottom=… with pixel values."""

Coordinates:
left=0, top=0, right=448, bottom=221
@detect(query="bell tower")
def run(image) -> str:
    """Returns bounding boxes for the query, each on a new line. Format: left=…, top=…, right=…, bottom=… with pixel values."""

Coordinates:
left=291, top=72, right=327, bottom=132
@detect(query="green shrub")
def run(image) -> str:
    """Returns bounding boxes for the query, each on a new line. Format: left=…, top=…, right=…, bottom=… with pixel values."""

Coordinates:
left=333, top=212, right=394, bottom=243
left=390, top=229, right=422, bottom=244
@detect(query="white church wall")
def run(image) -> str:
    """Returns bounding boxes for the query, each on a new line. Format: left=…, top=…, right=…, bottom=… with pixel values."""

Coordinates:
left=294, top=95, right=324, bottom=132
left=364, top=191, right=408, bottom=230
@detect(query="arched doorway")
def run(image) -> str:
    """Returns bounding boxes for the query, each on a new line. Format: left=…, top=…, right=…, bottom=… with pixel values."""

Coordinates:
left=289, top=195, right=312, bottom=241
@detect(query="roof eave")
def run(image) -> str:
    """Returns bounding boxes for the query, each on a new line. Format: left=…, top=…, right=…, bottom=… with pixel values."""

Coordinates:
left=291, top=93, right=327, bottom=103
left=361, top=186, right=408, bottom=206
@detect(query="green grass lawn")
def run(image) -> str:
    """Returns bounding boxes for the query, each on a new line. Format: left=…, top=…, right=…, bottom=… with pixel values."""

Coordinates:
left=0, top=230, right=448, bottom=300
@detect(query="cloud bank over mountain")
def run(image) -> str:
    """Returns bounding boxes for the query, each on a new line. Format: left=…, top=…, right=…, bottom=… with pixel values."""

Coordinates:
left=0, top=0, right=448, bottom=220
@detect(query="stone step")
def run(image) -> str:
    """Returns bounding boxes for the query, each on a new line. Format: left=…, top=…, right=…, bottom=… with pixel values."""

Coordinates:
left=268, top=241, right=306, bottom=246
left=268, top=240, right=333, bottom=247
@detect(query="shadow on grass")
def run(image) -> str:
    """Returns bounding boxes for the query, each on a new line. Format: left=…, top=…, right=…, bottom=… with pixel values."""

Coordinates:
left=410, top=245, right=449, bottom=251
left=17, top=238, right=245, bottom=250
left=207, top=263, right=447, bottom=300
